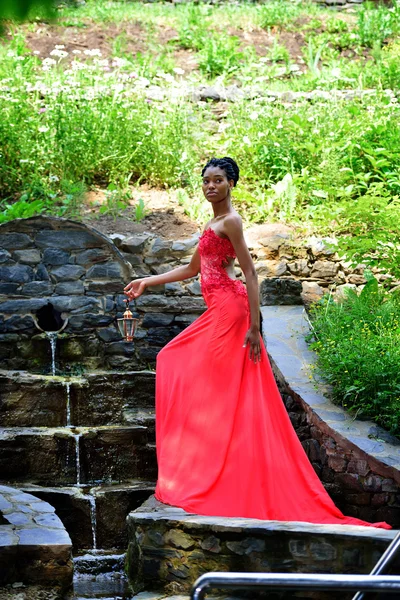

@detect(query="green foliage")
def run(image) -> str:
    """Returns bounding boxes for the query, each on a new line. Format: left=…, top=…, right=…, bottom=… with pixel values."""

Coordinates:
left=357, top=1, right=400, bottom=48
left=0, top=0, right=55, bottom=21
left=198, top=35, right=243, bottom=78
left=332, top=185, right=400, bottom=281
left=309, top=276, right=400, bottom=435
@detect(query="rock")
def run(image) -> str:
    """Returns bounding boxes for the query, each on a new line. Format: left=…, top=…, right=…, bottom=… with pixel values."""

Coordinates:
left=347, top=459, right=370, bottom=477
left=310, top=541, right=337, bottom=561
left=147, top=238, right=173, bottom=257
left=281, top=91, right=295, bottom=103
left=75, top=249, right=110, bottom=267
left=194, top=86, right=221, bottom=102
left=334, top=283, right=357, bottom=300
left=50, top=296, right=100, bottom=313
left=0, top=250, right=11, bottom=263
left=171, top=237, right=199, bottom=253
left=226, top=538, right=266, bottom=555
left=108, top=233, right=127, bottom=247
left=86, top=262, right=125, bottom=279
left=187, top=281, right=201, bottom=295
left=245, top=223, right=293, bottom=256
left=306, top=236, right=337, bottom=257
left=13, top=249, right=41, bottom=265
left=301, top=281, right=325, bottom=305
left=36, top=264, right=50, bottom=281
left=310, top=261, right=339, bottom=279
left=96, top=327, right=121, bottom=343
left=164, top=529, right=195, bottom=550
left=260, top=278, right=302, bottom=305
left=201, top=536, right=221, bottom=553
left=68, top=313, right=114, bottom=329
left=2, top=315, right=36, bottom=332
left=225, top=85, right=245, bottom=102
left=287, top=259, right=310, bottom=277
left=104, top=341, right=136, bottom=356
left=0, top=298, right=47, bottom=314
left=0, top=233, right=32, bottom=250
left=165, top=282, right=186, bottom=295
left=0, top=283, right=20, bottom=294
left=0, top=264, right=35, bottom=283
left=42, top=248, right=71, bottom=266
left=35, top=230, right=101, bottom=250
left=21, top=281, right=53, bottom=296
left=87, top=281, right=125, bottom=294
left=55, top=281, right=85, bottom=295
left=50, top=265, right=86, bottom=282
left=121, top=235, right=151, bottom=254
left=347, top=274, right=366, bottom=285
left=255, top=260, right=287, bottom=277
left=142, top=313, right=175, bottom=328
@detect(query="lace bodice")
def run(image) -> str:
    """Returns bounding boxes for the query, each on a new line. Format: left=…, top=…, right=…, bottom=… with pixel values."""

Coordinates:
left=198, top=228, right=249, bottom=306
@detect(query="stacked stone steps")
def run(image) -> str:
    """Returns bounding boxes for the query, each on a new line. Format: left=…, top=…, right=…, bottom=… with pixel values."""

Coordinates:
left=0, top=369, right=158, bottom=555
left=21, top=480, right=155, bottom=550
left=126, top=496, right=398, bottom=600
left=0, top=369, right=156, bottom=427
left=0, top=425, right=156, bottom=486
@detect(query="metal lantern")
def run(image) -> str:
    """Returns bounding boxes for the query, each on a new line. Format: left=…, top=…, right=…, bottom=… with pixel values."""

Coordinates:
left=117, top=299, right=139, bottom=342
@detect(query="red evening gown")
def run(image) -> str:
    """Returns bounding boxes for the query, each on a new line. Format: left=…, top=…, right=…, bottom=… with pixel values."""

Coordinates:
left=154, top=227, right=391, bottom=529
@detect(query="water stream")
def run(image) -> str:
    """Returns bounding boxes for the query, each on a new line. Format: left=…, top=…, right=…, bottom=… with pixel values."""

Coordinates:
left=74, top=433, right=81, bottom=486
left=64, top=381, right=72, bottom=427
left=46, top=331, right=58, bottom=376
left=87, top=493, right=97, bottom=550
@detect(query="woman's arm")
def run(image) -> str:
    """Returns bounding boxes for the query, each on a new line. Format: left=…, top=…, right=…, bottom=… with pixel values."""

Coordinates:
left=223, top=216, right=260, bottom=331
left=124, top=246, right=201, bottom=299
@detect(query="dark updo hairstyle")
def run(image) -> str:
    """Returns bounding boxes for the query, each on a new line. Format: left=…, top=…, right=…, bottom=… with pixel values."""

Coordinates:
left=201, top=157, right=240, bottom=187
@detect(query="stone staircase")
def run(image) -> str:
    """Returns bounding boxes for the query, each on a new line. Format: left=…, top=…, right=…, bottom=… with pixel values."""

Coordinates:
left=0, top=370, right=158, bottom=552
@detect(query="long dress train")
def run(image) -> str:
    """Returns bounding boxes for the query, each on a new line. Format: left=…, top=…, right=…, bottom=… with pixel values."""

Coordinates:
left=154, top=227, right=391, bottom=529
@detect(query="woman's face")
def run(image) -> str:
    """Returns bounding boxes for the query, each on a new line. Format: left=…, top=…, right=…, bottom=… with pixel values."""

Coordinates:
left=202, top=166, right=233, bottom=203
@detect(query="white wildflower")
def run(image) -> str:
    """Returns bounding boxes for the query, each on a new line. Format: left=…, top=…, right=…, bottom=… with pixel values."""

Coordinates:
left=173, top=67, right=185, bottom=75
left=84, top=49, right=102, bottom=57
left=243, top=135, right=251, bottom=145
left=50, top=49, right=68, bottom=58
left=249, top=111, right=259, bottom=121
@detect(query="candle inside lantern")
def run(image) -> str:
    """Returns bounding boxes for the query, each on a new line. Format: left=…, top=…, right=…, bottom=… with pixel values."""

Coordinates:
left=117, top=299, right=138, bottom=342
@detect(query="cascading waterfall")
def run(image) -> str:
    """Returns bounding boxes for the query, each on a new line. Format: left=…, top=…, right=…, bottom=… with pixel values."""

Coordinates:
left=46, top=331, right=58, bottom=376
left=74, top=433, right=81, bottom=486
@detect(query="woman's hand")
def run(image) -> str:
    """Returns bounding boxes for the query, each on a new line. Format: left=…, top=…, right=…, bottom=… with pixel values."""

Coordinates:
left=124, top=278, right=147, bottom=300
left=243, top=326, right=262, bottom=363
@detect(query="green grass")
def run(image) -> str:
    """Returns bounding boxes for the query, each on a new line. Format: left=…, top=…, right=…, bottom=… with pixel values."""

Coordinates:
left=0, top=0, right=400, bottom=256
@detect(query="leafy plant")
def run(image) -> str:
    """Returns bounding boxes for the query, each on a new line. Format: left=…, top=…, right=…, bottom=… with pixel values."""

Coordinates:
left=309, top=275, right=400, bottom=435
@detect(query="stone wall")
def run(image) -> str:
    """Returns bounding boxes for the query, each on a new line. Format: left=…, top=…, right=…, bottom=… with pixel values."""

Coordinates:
left=275, top=375, right=400, bottom=528
left=126, top=496, right=397, bottom=597
left=0, top=217, right=397, bottom=372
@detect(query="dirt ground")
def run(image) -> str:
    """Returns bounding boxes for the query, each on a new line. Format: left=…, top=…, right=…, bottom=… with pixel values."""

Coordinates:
left=81, top=186, right=201, bottom=239
left=4, top=10, right=360, bottom=75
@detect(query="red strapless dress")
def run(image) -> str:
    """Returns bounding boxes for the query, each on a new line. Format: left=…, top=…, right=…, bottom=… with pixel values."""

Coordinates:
left=154, top=227, right=391, bottom=529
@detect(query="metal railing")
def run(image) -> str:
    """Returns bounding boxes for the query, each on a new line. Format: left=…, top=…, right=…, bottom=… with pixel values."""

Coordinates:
left=352, top=531, right=400, bottom=600
left=191, top=573, right=400, bottom=600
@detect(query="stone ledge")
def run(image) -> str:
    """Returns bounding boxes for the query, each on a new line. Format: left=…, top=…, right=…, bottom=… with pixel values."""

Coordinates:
left=261, top=305, right=400, bottom=525
left=126, top=495, right=396, bottom=596
left=0, top=484, right=72, bottom=588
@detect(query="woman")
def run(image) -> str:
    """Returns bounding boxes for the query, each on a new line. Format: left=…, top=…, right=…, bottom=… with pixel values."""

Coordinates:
left=124, top=157, right=391, bottom=529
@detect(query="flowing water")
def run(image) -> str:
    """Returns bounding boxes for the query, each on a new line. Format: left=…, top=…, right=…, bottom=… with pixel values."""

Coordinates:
left=74, top=433, right=81, bottom=486
left=46, top=331, right=58, bottom=376
left=64, top=381, right=72, bottom=427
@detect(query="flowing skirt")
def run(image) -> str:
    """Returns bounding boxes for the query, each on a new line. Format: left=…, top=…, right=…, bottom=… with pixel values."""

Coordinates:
left=154, top=285, right=391, bottom=529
